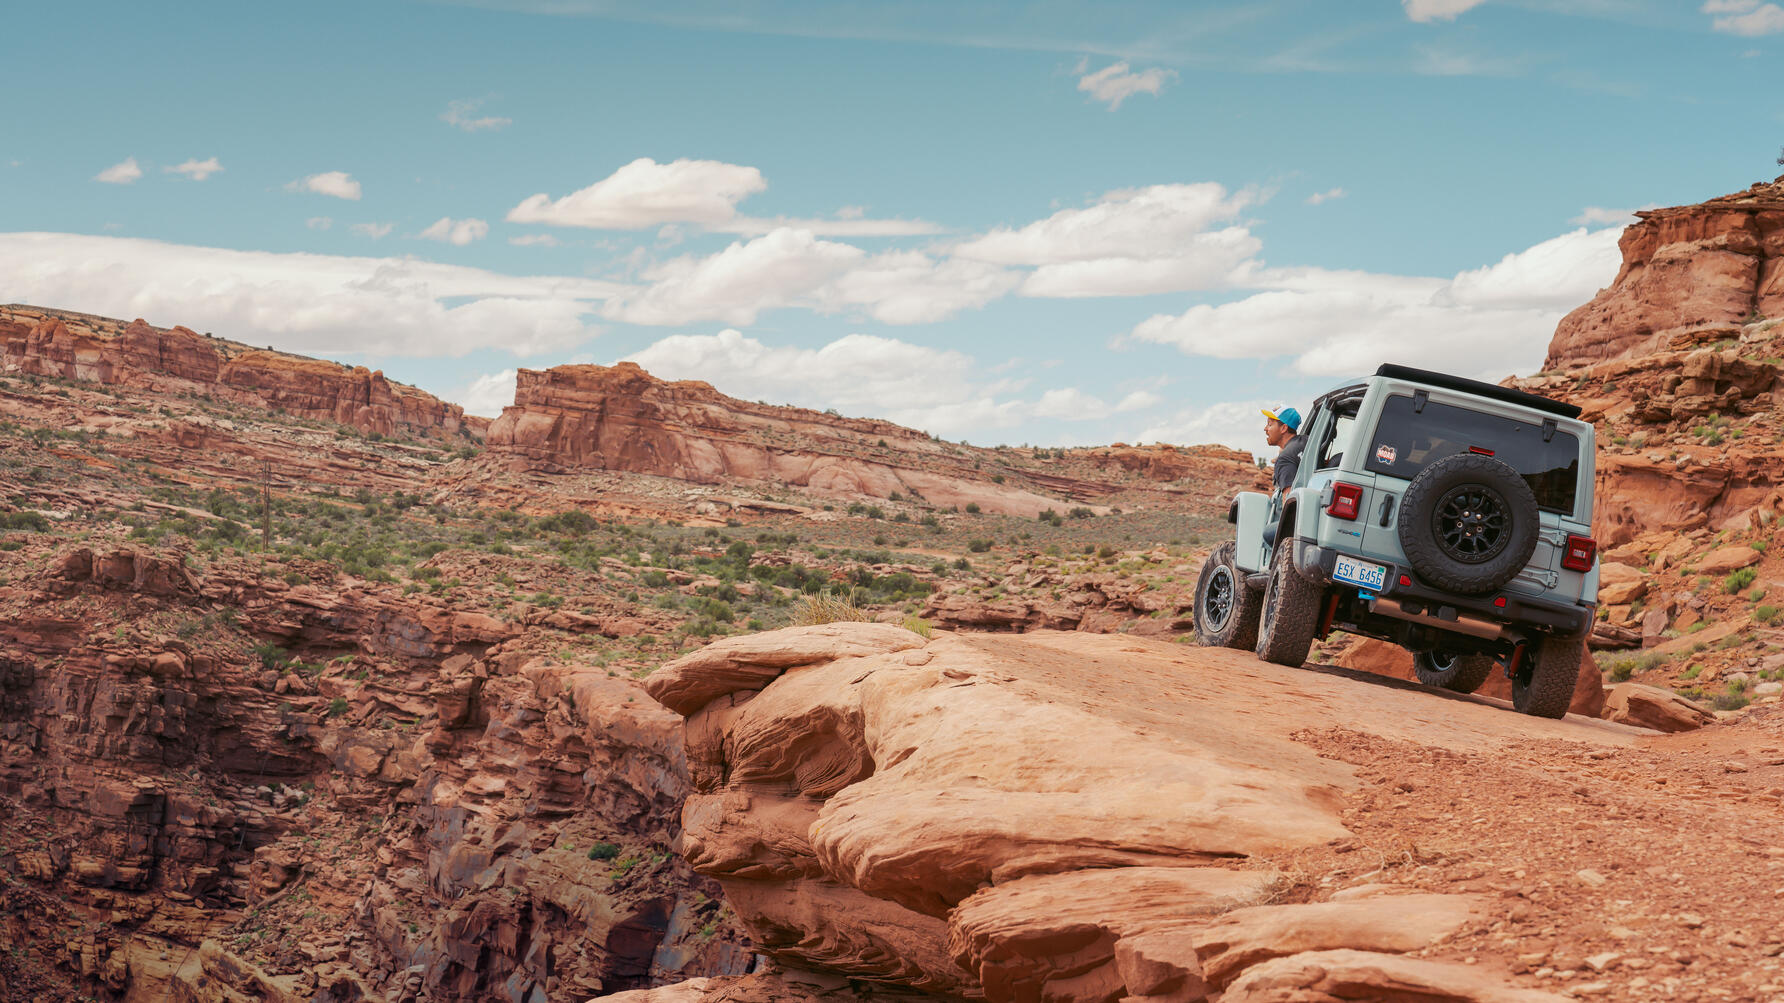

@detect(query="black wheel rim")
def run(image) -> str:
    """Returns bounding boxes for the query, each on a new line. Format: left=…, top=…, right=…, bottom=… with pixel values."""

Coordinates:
left=1429, top=651, right=1457, bottom=673
left=1432, top=484, right=1510, bottom=563
left=1204, top=565, right=1235, bottom=632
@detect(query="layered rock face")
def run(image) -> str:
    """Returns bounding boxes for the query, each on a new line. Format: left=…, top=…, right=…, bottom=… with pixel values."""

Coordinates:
left=0, top=547, right=745, bottom=1002
left=484, top=363, right=1260, bottom=518
left=629, top=623, right=1632, bottom=1003
left=0, top=306, right=468, bottom=439
left=1547, top=175, right=1784, bottom=369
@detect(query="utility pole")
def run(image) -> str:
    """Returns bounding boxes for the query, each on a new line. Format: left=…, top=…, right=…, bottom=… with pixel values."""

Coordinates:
left=260, top=459, right=273, bottom=549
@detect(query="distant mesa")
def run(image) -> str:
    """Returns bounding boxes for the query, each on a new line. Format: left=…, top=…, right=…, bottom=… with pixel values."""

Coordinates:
left=483, top=361, right=1261, bottom=517
left=0, top=305, right=470, bottom=440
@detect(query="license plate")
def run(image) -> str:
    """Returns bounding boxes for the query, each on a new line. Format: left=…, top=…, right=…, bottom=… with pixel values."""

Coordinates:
left=1333, top=554, right=1388, bottom=591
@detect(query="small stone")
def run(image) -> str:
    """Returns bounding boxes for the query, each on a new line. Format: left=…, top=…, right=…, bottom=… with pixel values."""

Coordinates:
left=1585, top=952, right=1621, bottom=972
left=1576, top=869, right=1609, bottom=888
left=1572, top=982, right=1611, bottom=996
left=1678, top=913, right=1705, bottom=929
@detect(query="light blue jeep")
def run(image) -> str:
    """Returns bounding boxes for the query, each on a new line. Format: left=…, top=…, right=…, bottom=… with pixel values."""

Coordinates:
left=1193, top=364, right=1601, bottom=718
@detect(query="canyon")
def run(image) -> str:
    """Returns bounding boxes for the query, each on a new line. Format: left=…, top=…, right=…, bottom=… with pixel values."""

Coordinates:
left=7, top=176, right=1784, bottom=1003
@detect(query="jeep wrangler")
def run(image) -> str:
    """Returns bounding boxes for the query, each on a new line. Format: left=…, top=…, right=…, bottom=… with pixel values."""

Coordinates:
left=1193, top=363, right=1600, bottom=719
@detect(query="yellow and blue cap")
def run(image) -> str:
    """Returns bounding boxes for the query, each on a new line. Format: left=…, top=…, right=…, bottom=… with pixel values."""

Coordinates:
left=1261, top=406, right=1302, bottom=432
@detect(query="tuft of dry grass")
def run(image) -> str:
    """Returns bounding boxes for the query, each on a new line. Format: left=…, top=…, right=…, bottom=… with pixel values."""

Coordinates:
left=902, top=615, right=933, bottom=638
left=788, top=592, right=874, bottom=626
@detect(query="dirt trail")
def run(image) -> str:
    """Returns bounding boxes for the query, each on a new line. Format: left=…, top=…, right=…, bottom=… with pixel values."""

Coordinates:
left=1276, top=659, right=1784, bottom=1002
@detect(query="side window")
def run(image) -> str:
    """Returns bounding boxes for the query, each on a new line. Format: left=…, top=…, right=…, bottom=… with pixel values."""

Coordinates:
left=1317, top=410, right=1356, bottom=469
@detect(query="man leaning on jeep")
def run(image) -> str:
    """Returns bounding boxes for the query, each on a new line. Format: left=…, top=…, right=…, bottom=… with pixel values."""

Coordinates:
left=1261, top=406, right=1305, bottom=495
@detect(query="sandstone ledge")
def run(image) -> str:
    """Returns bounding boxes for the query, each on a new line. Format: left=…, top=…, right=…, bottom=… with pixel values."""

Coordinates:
left=629, top=625, right=1631, bottom=1002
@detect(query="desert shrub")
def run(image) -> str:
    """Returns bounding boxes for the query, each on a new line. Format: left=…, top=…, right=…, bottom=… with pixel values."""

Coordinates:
left=326, top=697, right=350, bottom=718
left=587, top=842, right=621, bottom=861
left=788, top=592, right=874, bottom=626
left=902, top=615, right=933, bottom=638
left=1725, top=567, right=1759, bottom=594
left=964, top=503, right=981, bottom=514
left=0, top=511, right=50, bottom=532
left=1597, top=650, right=1666, bottom=683
left=968, top=539, right=992, bottom=553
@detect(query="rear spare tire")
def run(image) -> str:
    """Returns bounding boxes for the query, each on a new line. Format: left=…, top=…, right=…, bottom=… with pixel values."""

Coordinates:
left=1412, top=649, right=1496, bottom=694
left=1255, top=537, right=1322, bottom=667
left=1397, top=452, right=1539, bottom=595
left=1512, top=637, right=1581, bottom=719
left=1194, top=541, right=1262, bottom=650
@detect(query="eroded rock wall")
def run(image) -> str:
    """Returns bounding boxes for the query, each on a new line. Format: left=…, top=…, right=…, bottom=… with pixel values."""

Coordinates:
left=0, top=306, right=469, bottom=439
left=1547, top=176, right=1784, bottom=369
left=0, top=547, right=748, bottom=1002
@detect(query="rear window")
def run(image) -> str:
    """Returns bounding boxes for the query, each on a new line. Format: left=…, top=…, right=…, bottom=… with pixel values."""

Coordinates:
left=1365, top=393, right=1581, bottom=514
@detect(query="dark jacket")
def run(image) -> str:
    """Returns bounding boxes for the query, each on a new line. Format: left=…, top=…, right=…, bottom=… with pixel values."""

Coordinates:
left=1272, top=434, right=1307, bottom=493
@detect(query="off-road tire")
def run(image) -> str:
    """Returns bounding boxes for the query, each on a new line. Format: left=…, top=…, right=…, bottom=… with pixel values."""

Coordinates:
left=1255, top=537, right=1323, bottom=667
left=1194, top=542, right=1262, bottom=650
left=1397, top=452, right=1540, bottom=595
left=1412, top=649, right=1496, bottom=694
left=1512, top=636, right=1581, bottom=719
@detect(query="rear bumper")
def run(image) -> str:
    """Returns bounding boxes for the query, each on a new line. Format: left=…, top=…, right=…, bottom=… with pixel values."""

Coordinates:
left=1293, top=539, right=1594, bottom=639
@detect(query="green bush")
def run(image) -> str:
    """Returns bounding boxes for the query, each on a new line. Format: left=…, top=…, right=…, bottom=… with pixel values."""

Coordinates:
left=587, top=842, right=621, bottom=861
left=1724, top=567, right=1759, bottom=594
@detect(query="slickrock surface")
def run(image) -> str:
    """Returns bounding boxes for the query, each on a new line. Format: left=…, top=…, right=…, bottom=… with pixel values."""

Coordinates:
left=1548, top=174, right=1784, bottom=369
left=624, top=622, right=1784, bottom=1003
left=0, top=305, right=469, bottom=439
left=481, top=362, right=1261, bottom=518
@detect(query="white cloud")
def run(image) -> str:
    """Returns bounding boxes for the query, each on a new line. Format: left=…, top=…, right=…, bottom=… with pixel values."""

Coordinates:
left=1076, top=61, right=1176, bottom=110
left=603, top=228, right=861, bottom=326
left=350, top=222, right=394, bottom=239
left=451, top=369, right=519, bottom=416
left=1031, top=387, right=1111, bottom=420
left=95, top=158, right=142, bottom=185
left=306, top=217, right=334, bottom=230
left=419, top=217, right=490, bottom=246
left=956, top=183, right=1262, bottom=297
left=287, top=171, right=362, bottom=200
left=816, top=249, right=1020, bottom=324
left=605, top=229, right=1019, bottom=327
left=441, top=98, right=512, bottom=132
left=508, top=157, right=765, bottom=230
left=715, top=215, right=946, bottom=237
left=1138, top=398, right=1275, bottom=460
left=1703, top=0, right=1784, bottom=34
left=1115, top=389, right=1162, bottom=412
left=0, top=231, right=620, bottom=359
left=1402, top=0, right=1489, bottom=22
left=509, top=233, right=560, bottom=247
left=1130, top=227, right=1624, bottom=380
left=621, top=328, right=1081, bottom=439
left=166, top=157, right=224, bottom=181
left=1305, top=187, right=1346, bottom=205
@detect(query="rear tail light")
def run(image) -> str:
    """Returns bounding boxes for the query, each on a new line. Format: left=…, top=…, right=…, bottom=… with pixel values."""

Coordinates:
left=1562, top=534, right=1597, bottom=572
left=1327, top=482, right=1363, bottom=520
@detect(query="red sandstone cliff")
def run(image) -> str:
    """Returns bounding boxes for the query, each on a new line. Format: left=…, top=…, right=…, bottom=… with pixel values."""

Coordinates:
left=0, top=306, right=469, bottom=440
left=483, top=362, right=1262, bottom=518
left=1548, top=175, right=1784, bottom=369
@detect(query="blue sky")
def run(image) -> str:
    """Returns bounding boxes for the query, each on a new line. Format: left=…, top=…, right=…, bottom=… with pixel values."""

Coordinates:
left=5, top=0, right=1781, bottom=457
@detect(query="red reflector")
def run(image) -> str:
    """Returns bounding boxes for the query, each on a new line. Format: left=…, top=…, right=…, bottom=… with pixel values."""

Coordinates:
left=1398, top=574, right=1412, bottom=587
left=1327, top=482, right=1363, bottom=520
left=1562, top=534, right=1597, bottom=573
left=1493, top=596, right=1507, bottom=608
left=1469, top=446, right=1495, bottom=456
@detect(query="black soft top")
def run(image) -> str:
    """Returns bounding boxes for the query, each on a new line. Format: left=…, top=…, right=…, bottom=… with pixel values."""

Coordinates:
left=1374, top=363, right=1582, bottom=420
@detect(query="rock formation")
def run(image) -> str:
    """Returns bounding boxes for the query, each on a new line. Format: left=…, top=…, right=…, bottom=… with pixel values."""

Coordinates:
left=1547, top=175, right=1784, bottom=369
left=0, top=306, right=469, bottom=439
left=482, top=363, right=1261, bottom=518
left=0, top=546, right=748, bottom=1001
left=632, top=622, right=1664, bottom=1002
